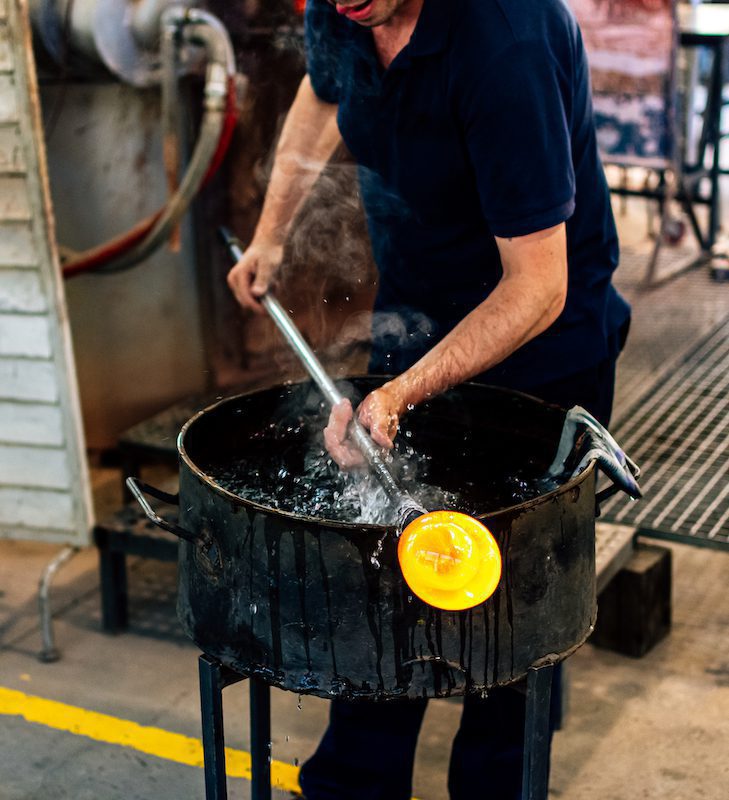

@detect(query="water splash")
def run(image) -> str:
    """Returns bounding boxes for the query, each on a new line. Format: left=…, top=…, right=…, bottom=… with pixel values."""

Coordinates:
left=213, top=415, right=561, bottom=524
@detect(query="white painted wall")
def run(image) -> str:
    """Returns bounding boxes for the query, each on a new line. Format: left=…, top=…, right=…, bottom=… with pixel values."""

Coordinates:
left=0, top=0, right=93, bottom=545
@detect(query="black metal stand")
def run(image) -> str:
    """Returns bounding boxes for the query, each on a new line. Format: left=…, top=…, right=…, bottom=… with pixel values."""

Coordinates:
left=680, top=31, right=728, bottom=255
left=522, top=663, right=555, bottom=800
left=198, top=654, right=556, bottom=800
left=94, top=505, right=178, bottom=633
left=199, top=655, right=272, bottom=800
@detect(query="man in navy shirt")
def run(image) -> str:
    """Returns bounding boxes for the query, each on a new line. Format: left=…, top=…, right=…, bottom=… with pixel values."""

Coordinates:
left=228, top=0, right=630, bottom=797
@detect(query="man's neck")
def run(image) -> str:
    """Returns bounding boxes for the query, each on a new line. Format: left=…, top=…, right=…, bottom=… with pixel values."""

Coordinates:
left=372, top=0, right=424, bottom=68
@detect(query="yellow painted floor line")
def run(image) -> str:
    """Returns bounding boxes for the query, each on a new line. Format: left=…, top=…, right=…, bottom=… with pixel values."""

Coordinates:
left=0, top=686, right=301, bottom=794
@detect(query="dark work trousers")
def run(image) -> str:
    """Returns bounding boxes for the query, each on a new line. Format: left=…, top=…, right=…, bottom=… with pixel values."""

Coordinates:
left=299, top=356, right=618, bottom=800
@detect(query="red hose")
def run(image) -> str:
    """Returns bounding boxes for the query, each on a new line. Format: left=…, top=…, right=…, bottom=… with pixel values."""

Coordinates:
left=62, top=76, right=238, bottom=279
left=201, top=79, right=238, bottom=187
left=61, top=210, right=164, bottom=278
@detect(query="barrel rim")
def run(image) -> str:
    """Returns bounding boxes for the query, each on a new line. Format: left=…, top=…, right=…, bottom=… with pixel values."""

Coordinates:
left=176, top=376, right=597, bottom=531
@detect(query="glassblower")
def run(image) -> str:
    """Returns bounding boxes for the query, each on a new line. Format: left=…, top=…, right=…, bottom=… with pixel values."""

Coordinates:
left=219, top=227, right=502, bottom=612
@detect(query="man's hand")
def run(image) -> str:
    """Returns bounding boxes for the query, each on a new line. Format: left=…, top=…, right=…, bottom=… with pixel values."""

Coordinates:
left=324, top=383, right=406, bottom=470
left=227, top=241, right=284, bottom=314
left=323, top=399, right=363, bottom=469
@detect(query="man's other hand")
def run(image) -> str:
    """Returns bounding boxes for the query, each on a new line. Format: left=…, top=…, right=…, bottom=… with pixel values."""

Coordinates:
left=324, top=385, right=405, bottom=470
left=323, top=399, right=365, bottom=469
left=227, top=241, right=284, bottom=314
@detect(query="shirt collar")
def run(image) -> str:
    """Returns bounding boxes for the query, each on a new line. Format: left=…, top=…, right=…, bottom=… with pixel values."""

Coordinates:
left=348, top=0, right=452, bottom=72
left=409, top=0, right=454, bottom=58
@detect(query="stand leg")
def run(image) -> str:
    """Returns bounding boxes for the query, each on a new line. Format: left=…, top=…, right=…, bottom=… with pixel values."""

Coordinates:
left=199, top=655, right=245, bottom=799
left=250, top=678, right=272, bottom=800
left=38, top=546, right=79, bottom=663
left=522, top=663, right=555, bottom=800
left=95, top=527, right=129, bottom=632
left=199, top=655, right=229, bottom=800
left=708, top=44, right=725, bottom=249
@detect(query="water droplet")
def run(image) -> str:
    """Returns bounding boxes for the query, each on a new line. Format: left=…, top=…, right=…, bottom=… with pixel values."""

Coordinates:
left=406, top=403, right=415, bottom=411
left=249, top=602, right=258, bottom=614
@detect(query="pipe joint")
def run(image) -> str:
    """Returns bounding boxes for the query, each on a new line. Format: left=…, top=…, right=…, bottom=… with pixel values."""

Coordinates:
left=183, top=8, right=236, bottom=75
left=203, top=62, right=229, bottom=110
left=160, top=3, right=191, bottom=38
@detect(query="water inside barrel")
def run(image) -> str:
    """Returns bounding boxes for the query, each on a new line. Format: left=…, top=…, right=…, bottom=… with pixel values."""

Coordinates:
left=210, top=411, right=560, bottom=524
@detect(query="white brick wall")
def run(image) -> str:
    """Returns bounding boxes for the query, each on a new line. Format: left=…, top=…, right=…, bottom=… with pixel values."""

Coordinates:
left=0, top=176, right=32, bottom=220
left=0, top=222, right=37, bottom=266
left=0, top=270, right=47, bottom=312
left=0, top=487, right=76, bottom=531
left=0, top=0, right=93, bottom=544
left=0, top=359, right=60, bottom=403
left=0, top=444, right=71, bottom=490
left=0, top=75, right=18, bottom=122
left=0, top=314, right=52, bottom=357
left=0, top=125, right=26, bottom=172
left=0, top=401, right=64, bottom=446
left=0, top=24, right=13, bottom=72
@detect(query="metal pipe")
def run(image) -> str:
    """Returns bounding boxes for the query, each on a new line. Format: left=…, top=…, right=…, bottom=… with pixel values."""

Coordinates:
left=38, top=545, right=79, bottom=663
left=97, top=10, right=235, bottom=273
left=63, top=10, right=240, bottom=277
left=184, top=8, right=236, bottom=75
left=219, top=229, right=424, bottom=522
left=161, top=13, right=181, bottom=232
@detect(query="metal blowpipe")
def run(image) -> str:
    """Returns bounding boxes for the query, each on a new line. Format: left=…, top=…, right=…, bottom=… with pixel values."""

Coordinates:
left=218, top=226, right=420, bottom=523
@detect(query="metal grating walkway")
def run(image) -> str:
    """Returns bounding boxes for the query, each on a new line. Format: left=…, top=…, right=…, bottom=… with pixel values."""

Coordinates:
left=601, top=316, right=729, bottom=550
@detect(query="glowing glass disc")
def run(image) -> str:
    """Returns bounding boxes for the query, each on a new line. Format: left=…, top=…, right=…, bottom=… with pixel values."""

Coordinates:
left=398, top=511, right=502, bottom=611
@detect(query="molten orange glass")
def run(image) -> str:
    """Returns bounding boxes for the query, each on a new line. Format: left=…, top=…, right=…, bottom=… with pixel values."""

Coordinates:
left=398, top=511, right=502, bottom=611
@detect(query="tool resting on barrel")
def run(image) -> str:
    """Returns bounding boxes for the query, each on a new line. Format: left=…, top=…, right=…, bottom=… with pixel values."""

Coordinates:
left=219, top=226, right=502, bottom=611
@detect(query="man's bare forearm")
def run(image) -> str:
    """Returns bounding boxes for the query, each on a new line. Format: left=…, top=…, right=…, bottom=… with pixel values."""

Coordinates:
left=254, top=76, right=341, bottom=246
left=384, top=224, right=568, bottom=412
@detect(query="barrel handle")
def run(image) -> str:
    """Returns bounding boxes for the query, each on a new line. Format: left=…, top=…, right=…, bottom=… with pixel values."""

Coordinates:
left=593, top=451, right=641, bottom=506
left=548, top=406, right=642, bottom=507
left=126, top=477, right=200, bottom=544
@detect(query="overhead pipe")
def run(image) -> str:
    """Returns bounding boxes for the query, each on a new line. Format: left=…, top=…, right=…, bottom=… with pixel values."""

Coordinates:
left=62, top=6, right=241, bottom=277
left=29, top=0, right=198, bottom=86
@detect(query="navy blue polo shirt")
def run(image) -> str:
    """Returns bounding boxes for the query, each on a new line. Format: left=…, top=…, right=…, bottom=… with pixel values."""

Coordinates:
left=304, top=0, right=630, bottom=391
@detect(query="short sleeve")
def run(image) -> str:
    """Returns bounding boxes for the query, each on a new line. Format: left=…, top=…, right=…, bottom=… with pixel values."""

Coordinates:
left=455, top=39, right=576, bottom=238
left=305, top=0, right=346, bottom=104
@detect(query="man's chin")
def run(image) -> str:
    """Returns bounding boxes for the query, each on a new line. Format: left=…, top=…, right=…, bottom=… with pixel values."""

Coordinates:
left=335, top=0, right=390, bottom=27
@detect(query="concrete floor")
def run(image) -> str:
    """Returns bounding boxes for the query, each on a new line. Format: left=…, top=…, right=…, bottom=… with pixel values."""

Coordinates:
left=2, top=200, right=729, bottom=799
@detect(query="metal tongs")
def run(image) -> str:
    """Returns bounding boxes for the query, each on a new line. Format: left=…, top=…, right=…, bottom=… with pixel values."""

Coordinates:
left=547, top=406, right=642, bottom=505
